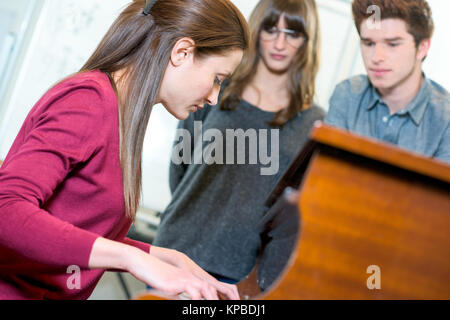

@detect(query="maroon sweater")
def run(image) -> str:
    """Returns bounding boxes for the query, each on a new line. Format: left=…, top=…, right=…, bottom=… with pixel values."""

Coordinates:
left=0, top=70, right=150, bottom=299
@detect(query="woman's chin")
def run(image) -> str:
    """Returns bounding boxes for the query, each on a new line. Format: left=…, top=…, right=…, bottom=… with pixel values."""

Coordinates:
left=177, top=113, right=190, bottom=120
left=163, top=105, right=190, bottom=120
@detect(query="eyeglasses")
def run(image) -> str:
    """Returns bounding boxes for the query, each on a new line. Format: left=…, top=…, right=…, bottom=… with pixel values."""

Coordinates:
left=260, top=26, right=307, bottom=49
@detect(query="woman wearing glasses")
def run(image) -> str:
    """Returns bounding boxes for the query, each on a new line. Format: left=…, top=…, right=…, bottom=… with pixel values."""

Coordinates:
left=153, top=0, right=324, bottom=291
left=0, top=0, right=248, bottom=300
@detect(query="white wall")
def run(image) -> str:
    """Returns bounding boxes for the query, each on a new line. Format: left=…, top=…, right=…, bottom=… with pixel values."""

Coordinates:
left=0, top=0, right=448, bottom=213
left=421, top=0, right=450, bottom=89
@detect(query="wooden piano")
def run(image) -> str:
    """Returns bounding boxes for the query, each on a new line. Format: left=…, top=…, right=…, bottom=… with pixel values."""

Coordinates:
left=136, top=122, right=450, bottom=300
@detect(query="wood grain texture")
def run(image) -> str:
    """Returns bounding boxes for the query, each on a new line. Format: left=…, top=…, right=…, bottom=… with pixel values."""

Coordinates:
left=311, top=123, right=450, bottom=183
left=263, top=150, right=450, bottom=299
left=261, top=124, right=450, bottom=299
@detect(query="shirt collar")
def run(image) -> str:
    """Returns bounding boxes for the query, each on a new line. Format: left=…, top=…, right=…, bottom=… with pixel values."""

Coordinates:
left=404, top=75, right=431, bottom=126
left=366, top=73, right=431, bottom=126
left=366, top=84, right=382, bottom=111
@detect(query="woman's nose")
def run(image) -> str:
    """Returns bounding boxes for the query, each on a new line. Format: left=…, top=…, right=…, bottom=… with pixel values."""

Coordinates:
left=274, top=32, right=287, bottom=50
left=205, top=85, right=220, bottom=106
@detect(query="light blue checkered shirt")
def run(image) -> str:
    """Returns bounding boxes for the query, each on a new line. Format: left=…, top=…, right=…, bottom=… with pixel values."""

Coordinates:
left=325, top=74, right=450, bottom=164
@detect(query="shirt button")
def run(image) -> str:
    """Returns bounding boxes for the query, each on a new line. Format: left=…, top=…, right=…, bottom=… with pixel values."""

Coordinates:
left=382, top=116, right=388, bottom=123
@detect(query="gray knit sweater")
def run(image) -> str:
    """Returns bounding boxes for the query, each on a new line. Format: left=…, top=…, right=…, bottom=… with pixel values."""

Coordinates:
left=153, top=99, right=325, bottom=281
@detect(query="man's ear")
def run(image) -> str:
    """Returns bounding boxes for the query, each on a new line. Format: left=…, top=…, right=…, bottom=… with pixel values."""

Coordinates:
left=169, top=37, right=196, bottom=67
left=417, top=38, right=431, bottom=61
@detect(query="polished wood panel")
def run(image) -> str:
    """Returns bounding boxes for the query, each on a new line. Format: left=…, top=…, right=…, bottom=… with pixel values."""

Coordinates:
left=311, top=123, right=450, bottom=183
left=260, top=124, right=450, bottom=299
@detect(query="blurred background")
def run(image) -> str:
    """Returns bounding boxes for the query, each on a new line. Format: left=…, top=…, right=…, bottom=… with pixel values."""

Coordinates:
left=0, top=0, right=448, bottom=299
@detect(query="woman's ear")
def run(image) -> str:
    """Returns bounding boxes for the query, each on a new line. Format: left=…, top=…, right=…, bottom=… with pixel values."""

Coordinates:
left=170, top=37, right=196, bottom=67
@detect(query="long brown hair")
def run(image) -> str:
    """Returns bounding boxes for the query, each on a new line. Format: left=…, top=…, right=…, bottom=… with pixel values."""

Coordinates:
left=80, top=0, right=249, bottom=220
left=219, top=0, right=321, bottom=127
